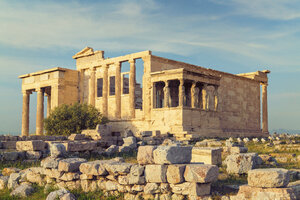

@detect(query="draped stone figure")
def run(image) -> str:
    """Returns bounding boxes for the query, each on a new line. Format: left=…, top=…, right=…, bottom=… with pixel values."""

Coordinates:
left=194, top=86, right=200, bottom=108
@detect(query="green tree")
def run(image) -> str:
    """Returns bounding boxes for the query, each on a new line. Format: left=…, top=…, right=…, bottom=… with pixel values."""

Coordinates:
left=44, top=103, right=108, bottom=136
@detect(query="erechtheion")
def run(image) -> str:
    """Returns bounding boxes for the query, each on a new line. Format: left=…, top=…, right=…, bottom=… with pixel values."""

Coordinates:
left=19, top=47, right=270, bottom=140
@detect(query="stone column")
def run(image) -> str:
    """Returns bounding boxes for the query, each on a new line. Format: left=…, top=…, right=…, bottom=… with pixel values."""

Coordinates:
left=178, top=79, right=184, bottom=107
left=21, top=90, right=30, bottom=136
left=46, top=92, right=51, bottom=117
left=191, top=82, right=196, bottom=108
left=115, top=62, right=121, bottom=119
left=80, top=69, right=84, bottom=103
left=202, top=84, right=208, bottom=110
left=153, top=82, right=157, bottom=108
left=129, top=59, right=136, bottom=118
left=214, top=86, right=219, bottom=111
left=164, top=81, right=170, bottom=107
left=262, top=83, right=268, bottom=133
left=88, top=67, right=96, bottom=106
left=102, top=64, right=109, bottom=117
left=36, top=88, right=44, bottom=135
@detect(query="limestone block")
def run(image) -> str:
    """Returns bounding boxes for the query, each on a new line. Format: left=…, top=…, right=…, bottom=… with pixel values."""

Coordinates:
left=170, top=182, right=211, bottom=196
left=144, top=183, right=159, bottom=194
left=8, top=172, right=22, bottom=189
left=145, top=165, right=167, bottom=183
left=231, top=185, right=297, bottom=200
left=119, top=145, right=132, bottom=153
left=166, top=165, right=185, bottom=184
left=128, top=165, right=145, bottom=184
left=16, top=140, right=45, bottom=151
left=191, top=147, right=222, bottom=165
left=0, top=176, right=9, bottom=190
left=46, top=188, right=70, bottom=200
left=118, top=175, right=129, bottom=185
left=140, top=131, right=152, bottom=137
left=132, top=184, right=144, bottom=192
left=41, top=157, right=62, bottom=169
left=153, top=146, right=192, bottom=164
left=61, top=193, right=76, bottom=200
left=50, top=143, right=66, bottom=158
left=171, top=194, right=185, bottom=200
left=2, top=141, right=17, bottom=149
left=68, top=134, right=86, bottom=141
left=58, top=158, right=87, bottom=172
left=81, top=180, right=98, bottom=192
left=123, top=136, right=137, bottom=147
left=60, top=172, right=80, bottom=181
left=80, top=174, right=94, bottom=180
left=230, top=146, right=248, bottom=154
left=64, top=141, right=97, bottom=152
left=184, top=164, right=219, bottom=183
left=248, top=168, right=289, bottom=188
left=79, top=160, right=108, bottom=176
left=137, top=146, right=157, bottom=165
left=26, top=172, right=45, bottom=186
left=105, top=181, right=118, bottom=191
left=3, top=151, right=19, bottom=161
left=10, top=184, right=34, bottom=198
left=44, top=169, right=64, bottom=179
left=25, top=151, right=42, bottom=160
left=225, top=153, right=258, bottom=174
left=104, top=162, right=132, bottom=175
left=105, top=145, right=119, bottom=155
left=2, top=167, right=21, bottom=176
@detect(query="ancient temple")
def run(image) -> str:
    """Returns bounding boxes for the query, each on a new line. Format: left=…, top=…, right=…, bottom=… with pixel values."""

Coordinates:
left=19, top=47, right=270, bottom=140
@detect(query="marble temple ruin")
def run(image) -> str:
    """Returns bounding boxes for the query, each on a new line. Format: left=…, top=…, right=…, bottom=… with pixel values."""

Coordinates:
left=19, top=47, right=270, bottom=140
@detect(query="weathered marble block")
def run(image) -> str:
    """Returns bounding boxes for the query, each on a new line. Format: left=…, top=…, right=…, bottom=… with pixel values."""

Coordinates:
left=16, top=140, right=45, bottom=151
left=184, top=164, right=219, bottom=183
left=248, top=168, right=289, bottom=188
left=191, top=147, right=222, bottom=165
left=225, top=153, right=260, bottom=174
left=58, top=158, right=87, bottom=172
left=153, top=146, right=192, bottom=164
left=137, top=146, right=157, bottom=165
left=166, top=165, right=186, bottom=184
left=170, top=182, right=211, bottom=196
left=145, top=165, right=167, bottom=183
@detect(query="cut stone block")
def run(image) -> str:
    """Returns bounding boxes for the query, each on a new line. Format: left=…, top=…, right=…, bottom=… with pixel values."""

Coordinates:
left=50, top=143, right=66, bottom=158
left=153, top=146, right=192, bottom=164
left=41, top=157, right=62, bottom=169
left=248, top=168, right=289, bottom=188
left=79, top=160, right=108, bottom=176
left=137, top=146, right=157, bottom=165
left=58, top=158, right=87, bottom=172
left=167, top=165, right=186, bottom=184
left=68, top=134, right=86, bottom=141
left=25, top=151, right=42, bottom=160
left=225, top=153, right=259, bottom=174
left=104, top=162, right=132, bottom=175
left=170, top=182, right=211, bottom=196
left=191, top=147, right=222, bottom=165
left=145, top=164, right=167, bottom=183
left=184, top=164, right=219, bottom=183
left=16, top=140, right=45, bottom=151
left=63, top=141, right=97, bottom=152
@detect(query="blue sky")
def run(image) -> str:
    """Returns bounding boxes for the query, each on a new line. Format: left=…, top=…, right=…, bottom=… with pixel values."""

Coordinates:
left=0, top=0, right=300, bottom=134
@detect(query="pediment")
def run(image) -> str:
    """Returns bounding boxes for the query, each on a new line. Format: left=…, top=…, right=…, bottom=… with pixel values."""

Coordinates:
left=72, top=47, right=94, bottom=59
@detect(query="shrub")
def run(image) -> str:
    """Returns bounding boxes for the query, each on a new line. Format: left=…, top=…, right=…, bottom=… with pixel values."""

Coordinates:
left=44, top=103, right=108, bottom=136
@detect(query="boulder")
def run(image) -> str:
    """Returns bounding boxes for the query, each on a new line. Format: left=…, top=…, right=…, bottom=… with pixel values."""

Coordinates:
left=2, top=167, right=21, bottom=176
left=16, top=140, right=45, bottom=151
left=68, top=134, right=86, bottom=141
left=61, top=193, right=76, bottom=200
left=167, top=165, right=185, bottom=184
left=58, top=158, right=87, bottom=172
left=79, top=160, right=108, bottom=176
left=3, top=152, right=19, bottom=161
left=8, top=172, right=22, bottom=189
left=46, top=188, right=70, bottom=200
left=137, top=146, right=157, bottom=165
left=184, top=164, right=219, bottom=183
left=153, top=146, right=192, bottom=164
left=145, top=164, right=167, bottom=183
left=10, top=184, right=34, bottom=197
left=104, top=162, right=132, bottom=175
left=0, top=176, right=9, bottom=190
left=26, top=151, right=42, bottom=160
left=248, top=168, right=289, bottom=188
left=170, top=182, right=211, bottom=196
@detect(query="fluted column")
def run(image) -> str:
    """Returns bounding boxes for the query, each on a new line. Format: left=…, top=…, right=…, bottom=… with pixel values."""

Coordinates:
left=88, top=67, right=96, bottom=106
left=115, top=62, right=121, bottom=119
left=262, top=83, right=268, bottom=133
left=178, top=79, right=184, bottom=107
left=22, top=90, right=30, bottom=136
left=36, top=88, right=44, bottom=135
left=202, top=84, right=208, bottom=110
left=80, top=69, right=84, bottom=103
left=129, top=59, right=136, bottom=118
left=46, top=92, right=51, bottom=117
left=191, top=82, right=196, bottom=108
left=102, top=64, right=109, bottom=117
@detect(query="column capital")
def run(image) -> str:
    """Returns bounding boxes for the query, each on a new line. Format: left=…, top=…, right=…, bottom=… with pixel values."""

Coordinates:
left=179, top=79, right=184, bottom=86
left=128, top=59, right=135, bottom=64
left=261, top=82, right=268, bottom=86
left=164, top=80, right=169, bottom=87
left=36, top=88, right=44, bottom=93
left=22, top=90, right=31, bottom=95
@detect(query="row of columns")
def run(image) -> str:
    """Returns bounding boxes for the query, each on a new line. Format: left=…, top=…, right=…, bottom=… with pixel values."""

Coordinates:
left=157, top=79, right=218, bottom=110
left=21, top=88, right=51, bottom=136
left=86, top=59, right=136, bottom=119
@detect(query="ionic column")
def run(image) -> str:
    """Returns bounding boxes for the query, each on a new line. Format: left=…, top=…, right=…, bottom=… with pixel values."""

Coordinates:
left=102, top=64, right=109, bottom=117
left=129, top=59, right=136, bottom=118
left=21, top=90, right=30, bottom=136
left=36, top=88, right=44, bottom=135
left=262, top=83, right=268, bottom=133
left=202, top=84, right=208, bottom=110
left=115, top=62, right=121, bottom=119
left=178, top=79, right=184, bottom=107
left=191, top=82, right=196, bottom=108
left=46, top=92, right=51, bottom=117
left=164, top=81, right=170, bottom=107
left=88, top=67, right=96, bottom=106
